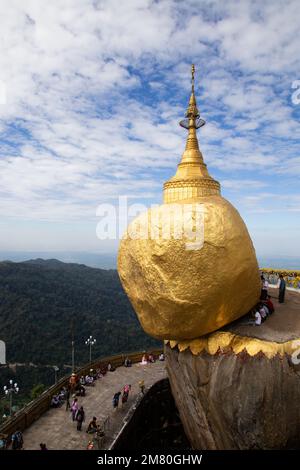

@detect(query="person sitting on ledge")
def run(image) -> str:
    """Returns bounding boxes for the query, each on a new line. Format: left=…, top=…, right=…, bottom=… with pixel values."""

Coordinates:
left=254, top=309, right=262, bottom=326
left=148, top=354, right=155, bottom=363
left=90, top=369, right=97, bottom=381
left=85, top=374, right=94, bottom=386
left=259, top=303, right=268, bottom=322
left=264, top=295, right=275, bottom=314
left=124, top=357, right=132, bottom=367
left=79, top=375, right=86, bottom=386
left=107, top=363, right=116, bottom=372
left=50, top=395, right=60, bottom=408
left=76, top=385, right=86, bottom=397
left=59, top=387, right=67, bottom=400
left=86, top=416, right=98, bottom=434
left=141, top=354, right=148, bottom=365
left=263, top=303, right=270, bottom=316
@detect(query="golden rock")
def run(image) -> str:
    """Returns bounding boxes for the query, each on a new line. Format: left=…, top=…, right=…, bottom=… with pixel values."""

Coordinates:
left=118, top=65, right=260, bottom=341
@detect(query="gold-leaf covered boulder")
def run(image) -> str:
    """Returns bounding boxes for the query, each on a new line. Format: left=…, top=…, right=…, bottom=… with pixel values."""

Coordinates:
left=118, top=65, right=260, bottom=341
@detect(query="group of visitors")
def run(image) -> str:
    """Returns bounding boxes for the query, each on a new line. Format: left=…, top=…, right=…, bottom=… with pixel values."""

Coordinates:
left=85, top=417, right=105, bottom=450
left=262, top=270, right=300, bottom=290
left=112, top=383, right=132, bottom=409
left=251, top=272, right=288, bottom=326
left=251, top=296, right=274, bottom=325
left=69, top=398, right=84, bottom=430
left=85, top=417, right=106, bottom=449
left=262, top=273, right=287, bottom=303
left=141, top=352, right=164, bottom=365
left=70, top=400, right=106, bottom=438
left=261, top=273, right=286, bottom=303
left=50, top=386, right=69, bottom=408
left=11, top=430, right=23, bottom=450
left=7, top=353, right=165, bottom=451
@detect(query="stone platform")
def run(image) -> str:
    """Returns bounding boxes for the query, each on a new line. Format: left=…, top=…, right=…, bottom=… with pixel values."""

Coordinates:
left=22, top=361, right=166, bottom=450
left=224, top=288, right=300, bottom=343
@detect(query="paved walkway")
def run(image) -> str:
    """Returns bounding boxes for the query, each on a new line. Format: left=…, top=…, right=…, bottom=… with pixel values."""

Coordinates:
left=22, top=361, right=166, bottom=450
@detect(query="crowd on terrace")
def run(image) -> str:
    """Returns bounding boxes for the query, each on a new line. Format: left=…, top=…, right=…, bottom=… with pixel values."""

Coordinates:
left=8, top=351, right=164, bottom=450
left=262, top=270, right=300, bottom=290
left=247, top=272, right=287, bottom=326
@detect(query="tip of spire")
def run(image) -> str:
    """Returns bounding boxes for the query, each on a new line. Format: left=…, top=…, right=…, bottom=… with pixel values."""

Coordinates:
left=179, top=64, right=200, bottom=125
left=191, top=64, right=195, bottom=93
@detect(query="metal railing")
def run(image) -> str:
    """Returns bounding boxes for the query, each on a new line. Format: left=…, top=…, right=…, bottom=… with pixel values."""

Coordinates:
left=260, top=268, right=300, bottom=290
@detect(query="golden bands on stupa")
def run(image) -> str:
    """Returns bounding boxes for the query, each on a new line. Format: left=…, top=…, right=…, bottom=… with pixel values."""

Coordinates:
left=163, top=65, right=220, bottom=203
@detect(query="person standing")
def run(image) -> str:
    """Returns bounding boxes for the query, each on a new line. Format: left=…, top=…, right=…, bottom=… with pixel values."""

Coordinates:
left=279, top=274, right=286, bottom=303
left=65, top=387, right=71, bottom=411
left=11, top=431, right=23, bottom=450
left=113, top=391, right=121, bottom=409
left=76, top=406, right=85, bottom=431
left=122, top=385, right=131, bottom=406
left=94, top=425, right=105, bottom=450
left=69, top=373, right=77, bottom=393
left=139, top=380, right=145, bottom=394
left=71, top=398, right=79, bottom=421
left=261, top=275, right=268, bottom=300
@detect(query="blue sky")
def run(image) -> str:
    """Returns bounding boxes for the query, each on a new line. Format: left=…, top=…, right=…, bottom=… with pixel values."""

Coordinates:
left=0, top=0, right=299, bottom=260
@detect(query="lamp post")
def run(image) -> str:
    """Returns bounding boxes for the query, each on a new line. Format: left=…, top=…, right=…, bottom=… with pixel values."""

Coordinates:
left=53, top=365, right=59, bottom=384
left=70, top=319, right=75, bottom=373
left=71, top=338, right=75, bottom=373
left=3, top=380, right=19, bottom=417
left=85, top=336, right=96, bottom=363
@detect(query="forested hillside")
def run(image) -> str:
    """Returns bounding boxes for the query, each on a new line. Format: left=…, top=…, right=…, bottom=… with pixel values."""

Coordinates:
left=0, top=259, right=160, bottom=366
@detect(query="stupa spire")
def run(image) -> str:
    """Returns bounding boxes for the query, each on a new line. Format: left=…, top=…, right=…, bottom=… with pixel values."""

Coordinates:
left=163, top=64, right=220, bottom=203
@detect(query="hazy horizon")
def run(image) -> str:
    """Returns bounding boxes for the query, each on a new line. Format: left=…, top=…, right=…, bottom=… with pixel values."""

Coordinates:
left=1, top=250, right=299, bottom=271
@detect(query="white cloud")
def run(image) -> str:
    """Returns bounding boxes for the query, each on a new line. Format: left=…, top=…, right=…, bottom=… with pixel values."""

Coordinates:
left=0, top=0, right=299, bottom=256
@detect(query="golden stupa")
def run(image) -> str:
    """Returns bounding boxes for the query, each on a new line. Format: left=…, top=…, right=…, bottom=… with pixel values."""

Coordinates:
left=118, top=65, right=260, bottom=341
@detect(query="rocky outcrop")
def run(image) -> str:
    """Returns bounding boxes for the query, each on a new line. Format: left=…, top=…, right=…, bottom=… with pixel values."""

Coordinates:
left=166, top=344, right=300, bottom=449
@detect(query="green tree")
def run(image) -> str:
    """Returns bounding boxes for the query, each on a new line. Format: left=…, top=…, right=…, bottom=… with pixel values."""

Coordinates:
left=30, top=383, right=45, bottom=400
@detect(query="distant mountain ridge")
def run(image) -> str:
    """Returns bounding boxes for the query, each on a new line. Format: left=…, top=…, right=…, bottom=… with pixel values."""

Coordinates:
left=0, top=251, right=299, bottom=270
left=0, top=259, right=160, bottom=365
left=0, top=251, right=117, bottom=269
left=23, top=258, right=66, bottom=267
